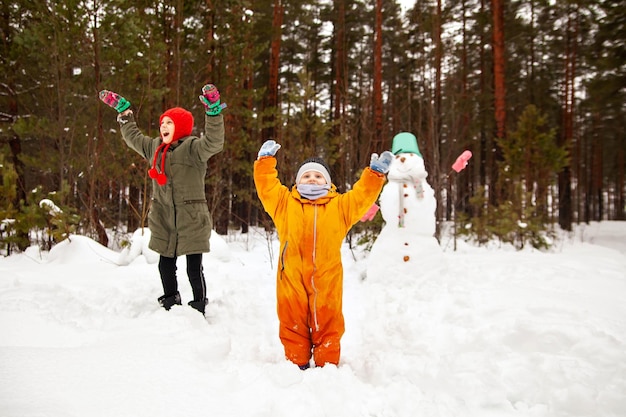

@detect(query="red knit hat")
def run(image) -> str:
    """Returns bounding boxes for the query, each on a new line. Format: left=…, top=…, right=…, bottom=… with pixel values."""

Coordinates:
left=159, top=107, right=194, bottom=142
left=148, top=107, right=194, bottom=186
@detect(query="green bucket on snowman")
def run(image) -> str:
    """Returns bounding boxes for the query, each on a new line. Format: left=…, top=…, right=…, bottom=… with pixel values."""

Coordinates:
left=391, top=132, right=422, bottom=157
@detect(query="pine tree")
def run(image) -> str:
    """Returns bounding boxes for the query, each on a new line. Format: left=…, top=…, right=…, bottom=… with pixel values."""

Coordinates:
left=497, top=104, right=568, bottom=230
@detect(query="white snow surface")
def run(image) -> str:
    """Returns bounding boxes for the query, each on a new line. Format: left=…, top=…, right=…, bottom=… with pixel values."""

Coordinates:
left=1, top=222, right=625, bottom=417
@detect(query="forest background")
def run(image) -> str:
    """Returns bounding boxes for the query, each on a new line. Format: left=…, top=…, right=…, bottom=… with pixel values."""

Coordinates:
left=0, top=0, right=624, bottom=253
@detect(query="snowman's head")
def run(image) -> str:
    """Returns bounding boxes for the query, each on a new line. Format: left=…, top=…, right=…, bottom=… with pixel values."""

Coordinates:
left=387, top=152, right=428, bottom=183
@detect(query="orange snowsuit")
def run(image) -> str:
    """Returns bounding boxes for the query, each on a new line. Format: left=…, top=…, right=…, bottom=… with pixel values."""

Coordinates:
left=254, top=156, right=386, bottom=367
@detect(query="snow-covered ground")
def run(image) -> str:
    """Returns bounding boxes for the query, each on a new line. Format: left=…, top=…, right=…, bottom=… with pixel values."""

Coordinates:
left=1, top=222, right=625, bottom=417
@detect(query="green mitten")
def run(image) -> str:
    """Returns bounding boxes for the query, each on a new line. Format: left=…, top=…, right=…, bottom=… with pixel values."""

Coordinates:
left=198, top=84, right=227, bottom=116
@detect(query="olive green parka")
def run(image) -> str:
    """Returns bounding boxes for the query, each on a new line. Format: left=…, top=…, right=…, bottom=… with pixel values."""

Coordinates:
left=120, top=113, right=224, bottom=257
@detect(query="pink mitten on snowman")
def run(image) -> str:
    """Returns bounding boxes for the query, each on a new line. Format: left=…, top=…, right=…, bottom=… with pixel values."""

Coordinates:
left=360, top=203, right=380, bottom=222
left=452, top=150, right=472, bottom=172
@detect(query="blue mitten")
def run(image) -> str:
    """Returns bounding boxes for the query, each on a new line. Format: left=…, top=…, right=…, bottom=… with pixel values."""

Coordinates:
left=99, top=90, right=131, bottom=113
left=370, top=151, right=394, bottom=174
left=258, top=140, right=281, bottom=159
left=199, top=84, right=227, bottom=116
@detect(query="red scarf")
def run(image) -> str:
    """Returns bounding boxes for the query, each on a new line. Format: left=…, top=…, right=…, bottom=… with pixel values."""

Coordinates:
left=148, top=142, right=172, bottom=185
left=147, top=107, right=194, bottom=186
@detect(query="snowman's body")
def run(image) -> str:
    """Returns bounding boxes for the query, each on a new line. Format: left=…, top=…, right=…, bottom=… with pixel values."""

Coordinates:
left=367, top=151, right=442, bottom=279
left=381, top=153, right=435, bottom=235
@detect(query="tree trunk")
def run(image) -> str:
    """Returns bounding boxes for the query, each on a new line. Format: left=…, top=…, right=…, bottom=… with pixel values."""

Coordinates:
left=458, top=0, right=471, bottom=216
left=433, top=0, right=442, bottom=238
left=3, top=82, right=27, bottom=207
left=163, top=1, right=182, bottom=108
left=204, top=0, right=216, bottom=75
left=558, top=6, right=577, bottom=231
left=591, top=116, right=603, bottom=220
left=372, top=0, right=383, bottom=153
left=616, top=142, right=625, bottom=220
left=332, top=0, right=347, bottom=190
left=263, top=0, right=283, bottom=143
left=128, top=184, right=140, bottom=232
left=479, top=0, right=488, bottom=200
left=89, top=2, right=107, bottom=246
left=491, top=0, right=506, bottom=204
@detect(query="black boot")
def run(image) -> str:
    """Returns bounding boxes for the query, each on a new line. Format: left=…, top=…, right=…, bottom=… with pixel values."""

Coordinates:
left=158, top=292, right=182, bottom=310
left=188, top=298, right=208, bottom=314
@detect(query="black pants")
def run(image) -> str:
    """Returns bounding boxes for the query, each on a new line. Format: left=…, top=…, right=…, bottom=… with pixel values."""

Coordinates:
left=158, top=254, right=206, bottom=302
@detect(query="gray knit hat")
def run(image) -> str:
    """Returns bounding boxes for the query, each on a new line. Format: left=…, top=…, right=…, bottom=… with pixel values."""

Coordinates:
left=295, top=157, right=332, bottom=185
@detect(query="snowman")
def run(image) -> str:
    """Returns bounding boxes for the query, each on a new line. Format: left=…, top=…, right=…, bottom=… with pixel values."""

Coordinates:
left=366, top=132, right=443, bottom=280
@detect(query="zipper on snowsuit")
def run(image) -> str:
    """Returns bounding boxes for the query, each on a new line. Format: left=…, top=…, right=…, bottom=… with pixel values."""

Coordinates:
left=279, top=241, right=288, bottom=280
left=311, top=204, right=320, bottom=332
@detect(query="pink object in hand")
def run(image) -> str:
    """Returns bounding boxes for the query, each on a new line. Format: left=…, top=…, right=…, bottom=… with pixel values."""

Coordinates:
left=203, top=85, right=220, bottom=104
left=452, top=150, right=473, bottom=172
left=360, top=203, right=380, bottom=222
left=99, top=90, right=118, bottom=106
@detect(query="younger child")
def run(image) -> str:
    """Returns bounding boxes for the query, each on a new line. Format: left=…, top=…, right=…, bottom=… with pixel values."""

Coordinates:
left=254, top=139, right=393, bottom=368
left=100, top=85, right=226, bottom=314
